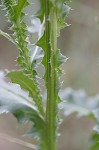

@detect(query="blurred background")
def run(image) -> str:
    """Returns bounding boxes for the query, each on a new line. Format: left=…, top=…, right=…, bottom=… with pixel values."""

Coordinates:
left=0, top=0, right=99, bottom=150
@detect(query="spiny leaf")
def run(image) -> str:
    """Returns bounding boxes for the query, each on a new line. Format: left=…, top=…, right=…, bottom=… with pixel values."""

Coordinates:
left=55, top=49, right=67, bottom=67
left=12, top=1, right=32, bottom=71
left=13, top=0, right=29, bottom=24
left=1, top=0, right=31, bottom=70
left=2, top=0, right=38, bottom=74
left=37, top=0, right=69, bottom=88
left=7, top=70, right=44, bottom=116
left=1, top=0, right=16, bottom=23
left=37, top=37, right=67, bottom=86
left=56, top=0, right=71, bottom=36
left=1, top=0, right=44, bottom=118
left=0, top=73, right=45, bottom=140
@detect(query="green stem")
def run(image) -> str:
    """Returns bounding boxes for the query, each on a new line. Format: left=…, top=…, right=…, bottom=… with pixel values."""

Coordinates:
left=45, top=1, right=58, bottom=150
left=15, top=0, right=27, bottom=26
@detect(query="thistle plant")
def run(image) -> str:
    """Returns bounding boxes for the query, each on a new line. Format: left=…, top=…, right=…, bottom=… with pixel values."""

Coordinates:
left=0, top=0, right=99, bottom=150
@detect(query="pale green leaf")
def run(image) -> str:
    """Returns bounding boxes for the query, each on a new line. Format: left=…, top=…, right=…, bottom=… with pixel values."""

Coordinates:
left=60, top=88, right=99, bottom=117
left=1, top=0, right=31, bottom=70
left=13, top=0, right=29, bottom=24
left=0, top=73, right=45, bottom=140
left=7, top=70, right=44, bottom=115
left=56, top=0, right=71, bottom=36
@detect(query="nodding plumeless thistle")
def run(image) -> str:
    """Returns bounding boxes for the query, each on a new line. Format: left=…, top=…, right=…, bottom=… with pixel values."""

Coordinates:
left=0, top=1, right=99, bottom=150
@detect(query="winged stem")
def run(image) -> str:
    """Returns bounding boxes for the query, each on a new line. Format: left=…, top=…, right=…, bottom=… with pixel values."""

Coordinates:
left=45, top=1, right=58, bottom=150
